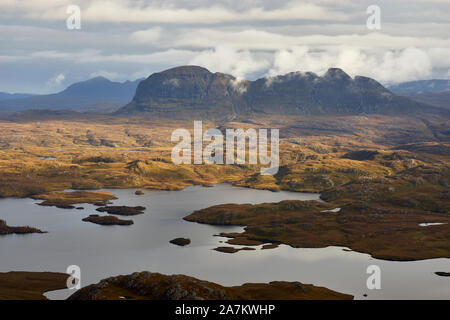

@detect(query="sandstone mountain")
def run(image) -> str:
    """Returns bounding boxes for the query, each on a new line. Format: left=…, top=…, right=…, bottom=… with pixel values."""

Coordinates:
left=117, top=66, right=447, bottom=119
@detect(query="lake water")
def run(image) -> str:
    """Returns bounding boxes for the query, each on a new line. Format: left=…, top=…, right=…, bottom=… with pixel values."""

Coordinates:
left=0, top=184, right=448, bottom=300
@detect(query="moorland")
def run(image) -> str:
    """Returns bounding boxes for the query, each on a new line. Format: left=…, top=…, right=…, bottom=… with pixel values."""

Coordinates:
left=0, top=66, right=449, bottom=299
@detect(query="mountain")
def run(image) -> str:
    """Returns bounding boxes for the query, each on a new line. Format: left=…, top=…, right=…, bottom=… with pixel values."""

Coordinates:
left=388, top=79, right=450, bottom=94
left=0, top=92, right=35, bottom=101
left=400, top=90, right=450, bottom=110
left=118, top=66, right=250, bottom=118
left=0, top=77, right=142, bottom=113
left=117, top=66, right=447, bottom=118
left=388, top=79, right=450, bottom=110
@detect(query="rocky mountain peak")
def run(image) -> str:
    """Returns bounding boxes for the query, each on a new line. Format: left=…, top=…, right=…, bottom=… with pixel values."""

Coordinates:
left=116, top=65, right=448, bottom=118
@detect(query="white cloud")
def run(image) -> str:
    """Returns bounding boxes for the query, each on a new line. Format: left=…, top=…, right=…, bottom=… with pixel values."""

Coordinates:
left=268, top=46, right=433, bottom=83
left=130, top=27, right=162, bottom=44
left=38, top=0, right=350, bottom=24
left=89, top=70, right=120, bottom=80
left=45, top=73, right=66, bottom=88
left=1, top=0, right=449, bottom=92
left=30, top=49, right=197, bottom=65
left=189, top=46, right=270, bottom=80
left=172, top=29, right=450, bottom=51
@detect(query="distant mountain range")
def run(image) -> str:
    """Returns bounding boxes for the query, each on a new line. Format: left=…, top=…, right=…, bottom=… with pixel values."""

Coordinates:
left=388, top=79, right=450, bottom=110
left=388, top=80, right=450, bottom=94
left=0, top=92, right=36, bottom=101
left=1, top=68, right=448, bottom=117
left=117, top=66, right=447, bottom=118
left=0, top=77, right=142, bottom=113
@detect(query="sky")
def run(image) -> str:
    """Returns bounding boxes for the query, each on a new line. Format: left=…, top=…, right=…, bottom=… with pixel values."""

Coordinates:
left=0, top=0, right=449, bottom=94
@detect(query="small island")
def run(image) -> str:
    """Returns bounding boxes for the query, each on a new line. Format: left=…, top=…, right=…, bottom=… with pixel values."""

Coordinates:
left=96, top=205, right=146, bottom=216
left=169, top=238, right=191, bottom=246
left=214, top=246, right=256, bottom=254
left=0, top=219, right=46, bottom=235
left=33, top=191, right=117, bottom=208
left=82, top=215, right=134, bottom=226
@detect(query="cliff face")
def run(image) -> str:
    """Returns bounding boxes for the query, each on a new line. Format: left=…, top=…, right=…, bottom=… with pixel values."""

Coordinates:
left=118, top=66, right=250, bottom=119
left=117, top=66, right=447, bottom=119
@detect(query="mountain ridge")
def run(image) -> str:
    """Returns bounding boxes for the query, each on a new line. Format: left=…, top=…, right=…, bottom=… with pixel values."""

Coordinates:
left=388, top=79, right=450, bottom=110
left=117, top=66, right=448, bottom=119
left=0, top=92, right=36, bottom=101
left=0, top=77, right=143, bottom=113
left=388, top=79, right=450, bottom=94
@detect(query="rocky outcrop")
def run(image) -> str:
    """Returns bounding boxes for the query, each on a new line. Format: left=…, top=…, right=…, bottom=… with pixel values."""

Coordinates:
left=68, top=271, right=353, bottom=300
left=0, top=219, right=46, bottom=235
left=342, top=150, right=379, bottom=161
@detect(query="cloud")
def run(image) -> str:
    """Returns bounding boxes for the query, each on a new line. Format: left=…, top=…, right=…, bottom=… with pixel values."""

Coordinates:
left=30, top=49, right=197, bottom=65
left=45, top=73, right=66, bottom=88
left=130, top=27, right=162, bottom=44
left=268, top=46, right=433, bottom=83
left=4, top=45, right=442, bottom=85
left=1, top=0, right=449, bottom=93
left=22, top=0, right=349, bottom=24
left=172, top=29, right=450, bottom=51
left=90, top=70, right=120, bottom=80
left=83, top=1, right=348, bottom=24
left=0, top=55, right=24, bottom=62
left=189, top=46, right=270, bottom=80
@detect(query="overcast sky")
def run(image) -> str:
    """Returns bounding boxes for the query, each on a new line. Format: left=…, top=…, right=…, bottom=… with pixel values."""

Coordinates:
left=0, top=0, right=449, bottom=93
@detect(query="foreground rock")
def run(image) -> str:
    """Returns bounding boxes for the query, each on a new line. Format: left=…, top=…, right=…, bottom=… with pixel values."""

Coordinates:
left=82, top=215, right=133, bottom=226
left=96, top=205, right=146, bottom=216
left=33, top=191, right=117, bottom=208
left=0, top=219, right=46, bottom=235
left=68, top=271, right=353, bottom=300
left=185, top=200, right=450, bottom=261
left=169, top=238, right=191, bottom=246
left=0, top=272, right=69, bottom=300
